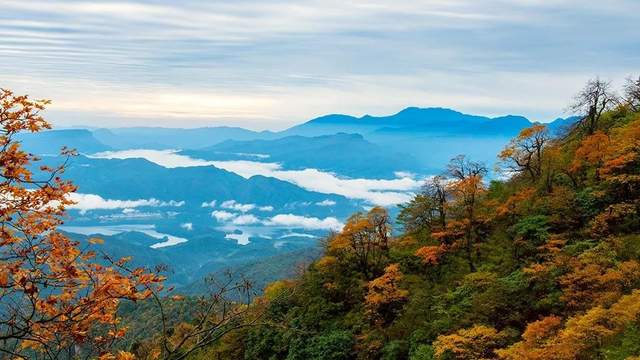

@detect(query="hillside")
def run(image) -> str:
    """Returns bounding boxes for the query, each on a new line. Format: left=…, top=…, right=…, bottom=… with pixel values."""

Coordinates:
left=133, top=102, right=640, bottom=359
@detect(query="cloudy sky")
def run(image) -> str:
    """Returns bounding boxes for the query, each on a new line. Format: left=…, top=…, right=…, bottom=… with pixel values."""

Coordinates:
left=1, top=0, right=638, bottom=130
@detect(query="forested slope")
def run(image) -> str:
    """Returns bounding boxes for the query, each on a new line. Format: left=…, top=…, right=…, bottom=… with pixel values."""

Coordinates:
left=170, top=78, right=640, bottom=360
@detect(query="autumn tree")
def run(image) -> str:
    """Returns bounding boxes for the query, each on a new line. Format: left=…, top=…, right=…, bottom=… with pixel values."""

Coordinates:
left=495, top=316, right=563, bottom=360
left=570, top=131, right=609, bottom=180
left=328, top=207, right=391, bottom=279
left=498, top=124, right=550, bottom=181
left=0, top=89, right=164, bottom=359
left=433, top=325, right=508, bottom=360
left=438, top=155, right=488, bottom=271
left=398, top=175, right=448, bottom=234
left=133, top=271, right=264, bottom=360
left=364, top=263, right=409, bottom=326
left=414, top=244, right=447, bottom=266
left=587, top=116, right=640, bottom=236
left=558, top=244, right=640, bottom=311
left=498, top=290, right=640, bottom=360
left=600, top=116, right=640, bottom=198
left=569, top=77, right=619, bottom=134
left=624, top=75, right=640, bottom=111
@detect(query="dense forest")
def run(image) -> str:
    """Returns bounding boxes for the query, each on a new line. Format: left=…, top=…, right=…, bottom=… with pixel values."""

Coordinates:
left=2, top=75, right=640, bottom=359
left=180, top=77, right=640, bottom=360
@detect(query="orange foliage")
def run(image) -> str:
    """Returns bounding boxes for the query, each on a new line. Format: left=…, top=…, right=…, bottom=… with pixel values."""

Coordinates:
left=496, top=316, right=562, bottom=360
left=437, top=159, right=488, bottom=271
left=495, top=187, right=535, bottom=218
left=415, top=244, right=447, bottom=265
left=590, top=202, right=638, bottom=236
left=328, top=207, right=391, bottom=279
left=0, top=89, right=164, bottom=357
left=499, top=290, right=640, bottom=359
left=498, top=124, right=550, bottom=180
left=570, top=131, right=610, bottom=173
left=600, top=116, right=640, bottom=183
left=558, top=245, right=640, bottom=311
left=364, top=263, right=409, bottom=325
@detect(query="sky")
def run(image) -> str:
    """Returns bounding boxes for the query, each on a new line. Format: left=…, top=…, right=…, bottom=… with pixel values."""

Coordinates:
left=1, top=0, right=638, bottom=130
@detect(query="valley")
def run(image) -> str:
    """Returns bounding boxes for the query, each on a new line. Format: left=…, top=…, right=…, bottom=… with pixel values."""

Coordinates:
left=19, top=107, right=569, bottom=291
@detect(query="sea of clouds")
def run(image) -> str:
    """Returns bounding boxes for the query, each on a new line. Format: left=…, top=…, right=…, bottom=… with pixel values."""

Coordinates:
left=91, top=149, right=422, bottom=206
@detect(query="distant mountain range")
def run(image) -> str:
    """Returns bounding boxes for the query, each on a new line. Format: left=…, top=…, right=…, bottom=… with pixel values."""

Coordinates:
left=91, top=126, right=275, bottom=150
left=284, top=107, right=533, bottom=137
left=25, top=107, right=577, bottom=175
left=36, top=107, right=576, bottom=151
left=17, top=128, right=111, bottom=154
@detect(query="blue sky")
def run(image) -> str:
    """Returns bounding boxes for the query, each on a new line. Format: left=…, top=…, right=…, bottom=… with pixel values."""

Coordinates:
left=1, top=0, right=638, bottom=130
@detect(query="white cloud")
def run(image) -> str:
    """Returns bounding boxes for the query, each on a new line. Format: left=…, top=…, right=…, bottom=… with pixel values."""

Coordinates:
left=232, top=214, right=260, bottom=225
left=204, top=199, right=272, bottom=211
left=280, top=232, right=318, bottom=239
left=92, top=150, right=420, bottom=206
left=315, top=199, right=336, bottom=207
left=90, top=149, right=213, bottom=168
left=99, top=211, right=163, bottom=221
left=232, top=152, right=270, bottom=159
left=209, top=161, right=418, bottom=206
left=201, top=200, right=217, bottom=208
left=220, top=200, right=256, bottom=212
left=225, top=232, right=250, bottom=246
left=181, top=222, right=193, bottom=231
left=67, top=193, right=183, bottom=214
left=264, top=214, right=343, bottom=231
left=211, top=210, right=236, bottom=221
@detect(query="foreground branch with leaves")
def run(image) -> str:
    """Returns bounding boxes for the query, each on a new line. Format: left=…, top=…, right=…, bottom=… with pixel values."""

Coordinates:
left=0, top=89, right=167, bottom=359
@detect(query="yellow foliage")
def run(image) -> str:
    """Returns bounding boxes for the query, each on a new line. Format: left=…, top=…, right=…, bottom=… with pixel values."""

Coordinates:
left=263, top=280, right=295, bottom=301
left=498, top=290, right=640, bottom=359
left=89, top=237, right=105, bottom=245
left=434, top=325, right=507, bottom=360
left=315, top=255, right=338, bottom=270
left=364, top=263, right=409, bottom=324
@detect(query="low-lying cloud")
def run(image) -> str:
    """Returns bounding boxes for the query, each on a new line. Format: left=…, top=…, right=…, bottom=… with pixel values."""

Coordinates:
left=91, top=149, right=211, bottom=168
left=208, top=161, right=420, bottom=206
left=315, top=199, right=336, bottom=207
left=264, top=214, right=343, bottom=231
left=211, top=209, right=343, bottom=232
left=92, top=150, right=422, bottom=206
left=67, top=193, right=184, bottom=214
left=211, top=210, right=236, bottom=221
left=220, top=200, right=256, bottom=213
left=201, top=200, right=217, bottom=208
left=231, top=214, right=260, bottom=225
